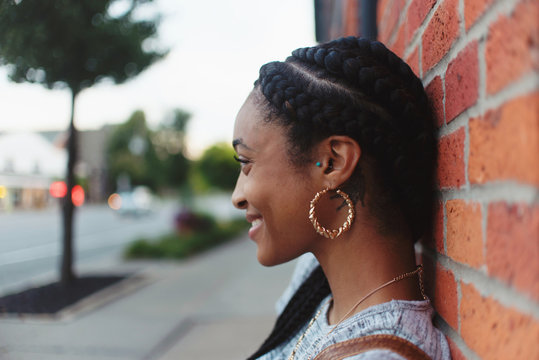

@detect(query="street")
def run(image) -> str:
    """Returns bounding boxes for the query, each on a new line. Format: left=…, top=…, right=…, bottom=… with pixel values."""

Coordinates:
left=0, top=203, right=175, bottom=294
left=0, top=194, right=242, bottom=296
left=0, top=201, right=178, bottom=295
left=0, top=197, right=296, bottom=360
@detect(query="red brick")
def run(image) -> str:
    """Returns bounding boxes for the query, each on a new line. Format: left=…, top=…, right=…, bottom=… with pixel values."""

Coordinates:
left=377, top=0, right=391, bottom=30
left=437, top=127, right=465, bottom=188
left=446, top=200, right=484, bottom=268
left=422, top=0, right=460, bottom=72
left=486, top=0, right=539, bottom=94
left=422, top=258, right=458, bottom=331
left=378, top=0, right=406, bottom=44
left=468, top=93, right=539, bottom=185
left=445, top=41, right=479, bottom=122
left=464, top=0, right=494, bottom=31
left=433, top=263, right=458, bottom=329
left=406, top=0, right=436, bottom=43
left=390, top=21, right=406, bottom=58
left=405, top=46, right=420, bottom=77
left=446, top=337, right=466, bottom=360
left=434, top=200, right=444, bottom=253
left=343, top=0, right=359, bottom=37
left=425, top=75, right=444, bottom=127
left=460, top=283, right=539, bottom=360
left=487, top=202, right=539, bottom=300
left=421, top=200, right=444, bottom=253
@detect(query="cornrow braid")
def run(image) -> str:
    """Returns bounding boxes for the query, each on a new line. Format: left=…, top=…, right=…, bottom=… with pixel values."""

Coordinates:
left=247, top=265, right=330, bottom=360
left=248, top=37, right=437, bottom=358
left=254, top=36, right=435, bottom=241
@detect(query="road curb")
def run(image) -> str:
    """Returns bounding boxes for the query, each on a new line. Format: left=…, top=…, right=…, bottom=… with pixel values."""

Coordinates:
left=0, top=272, right=152, bottom=323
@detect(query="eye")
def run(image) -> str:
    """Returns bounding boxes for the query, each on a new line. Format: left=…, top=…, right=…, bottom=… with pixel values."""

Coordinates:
left=233, top=155, right=252, bottom=174
left=233, top=155, right=249, bottom=164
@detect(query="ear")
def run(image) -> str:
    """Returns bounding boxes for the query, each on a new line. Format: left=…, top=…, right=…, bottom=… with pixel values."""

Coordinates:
left=316, top=136, right=361, bottom=188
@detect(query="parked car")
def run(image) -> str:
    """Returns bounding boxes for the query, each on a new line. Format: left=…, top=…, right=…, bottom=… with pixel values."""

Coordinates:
left=108, top=186, right=153, bottom=216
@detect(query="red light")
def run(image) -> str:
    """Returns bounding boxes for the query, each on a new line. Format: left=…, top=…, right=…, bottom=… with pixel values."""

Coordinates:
left=71, top=185, right=85, bottom=207
left=49, top=181, right=67, bottom=198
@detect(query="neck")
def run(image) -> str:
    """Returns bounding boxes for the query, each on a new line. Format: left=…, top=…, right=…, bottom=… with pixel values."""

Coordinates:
left=312, top=218, right=423, bottom=325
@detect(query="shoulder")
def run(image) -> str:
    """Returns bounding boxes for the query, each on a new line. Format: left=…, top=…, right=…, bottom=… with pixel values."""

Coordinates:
left=320, top=300, right=451, bottom=360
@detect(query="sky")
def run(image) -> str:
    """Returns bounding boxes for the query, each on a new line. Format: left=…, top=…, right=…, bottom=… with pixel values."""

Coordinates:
left=0, top=0, right=316, bottom=157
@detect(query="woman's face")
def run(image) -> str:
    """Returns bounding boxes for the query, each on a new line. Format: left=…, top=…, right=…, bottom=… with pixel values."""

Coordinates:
left=231, top=94, right=322, bottom=266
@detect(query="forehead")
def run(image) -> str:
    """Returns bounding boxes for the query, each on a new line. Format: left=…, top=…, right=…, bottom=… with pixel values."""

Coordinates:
left=233, top=95, right=286, bottom=153
left=233, top=95, right=263, bottom=141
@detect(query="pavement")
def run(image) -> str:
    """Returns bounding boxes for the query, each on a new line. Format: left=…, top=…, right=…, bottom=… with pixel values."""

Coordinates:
left=0, top=235, right=297, bottom=360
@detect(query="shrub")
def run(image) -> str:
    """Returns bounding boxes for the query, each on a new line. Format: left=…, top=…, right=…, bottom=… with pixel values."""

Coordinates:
left=174, top=209, right=216, bottom=233
left=124, top=216, right=248, bottom=260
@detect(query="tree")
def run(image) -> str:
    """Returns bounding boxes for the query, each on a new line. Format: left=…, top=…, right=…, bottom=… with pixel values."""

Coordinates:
left=195, top=143, right=239, bottom=191
left=0, top=0, right=166, bottom=285
left=153, top=109, right=191, bottom=188
left=107, top=110, right=163, bottom=191
left=107, top=109, right=191, bottom=193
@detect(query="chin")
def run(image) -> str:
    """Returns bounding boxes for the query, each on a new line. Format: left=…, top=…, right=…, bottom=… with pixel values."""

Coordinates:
left=256, top=252, right=281, bottom=267
left=256, top=247, right=297, bottom=267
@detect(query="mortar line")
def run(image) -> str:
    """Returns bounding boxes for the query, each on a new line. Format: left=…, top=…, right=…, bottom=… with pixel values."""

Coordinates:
left=421, top=0, right=519, bottom=86
left=404, top=0, right=441, bottom=59
left=434, top=315, right=481, bottom=360
left=421, top=246, right=539, bottom=318
left=440, top=182, right=539, bottom=203
left=442, top=197, right=448, bottom=255
left=456, top=279, right=462, bottom=334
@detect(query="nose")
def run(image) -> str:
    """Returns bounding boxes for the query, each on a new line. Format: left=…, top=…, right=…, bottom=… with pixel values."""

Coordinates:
left=231, top=174, right=247, bottom=209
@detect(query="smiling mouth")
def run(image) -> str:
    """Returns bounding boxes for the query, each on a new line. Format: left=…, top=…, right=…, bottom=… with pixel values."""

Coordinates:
left=248, top=217, right=263, bottom=239
left=251, top=218, right=263, bottom=228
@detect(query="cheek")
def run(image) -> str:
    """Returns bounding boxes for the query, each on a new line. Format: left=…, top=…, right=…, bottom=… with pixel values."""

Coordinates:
left=242, top=174, right=267, bottom=205
left=269, top=190, right=314, bottom=236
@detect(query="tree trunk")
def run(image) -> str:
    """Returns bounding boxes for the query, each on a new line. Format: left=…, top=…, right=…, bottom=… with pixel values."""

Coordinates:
left=60, top=89, right=78, bottom=286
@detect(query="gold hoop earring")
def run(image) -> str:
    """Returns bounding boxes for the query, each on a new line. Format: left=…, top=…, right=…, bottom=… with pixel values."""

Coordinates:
left=309, top=188, right=355, bottom=239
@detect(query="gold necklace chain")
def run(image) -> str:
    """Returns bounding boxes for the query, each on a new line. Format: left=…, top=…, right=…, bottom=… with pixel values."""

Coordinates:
left=288, top=265, right=426, bottom=360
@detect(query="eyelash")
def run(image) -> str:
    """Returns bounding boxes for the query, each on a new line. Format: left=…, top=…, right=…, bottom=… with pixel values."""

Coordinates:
left=233, top=155, right=251, bottom=165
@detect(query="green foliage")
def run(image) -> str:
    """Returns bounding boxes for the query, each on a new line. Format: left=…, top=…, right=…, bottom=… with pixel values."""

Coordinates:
left=187, top=166, right=212, bottom=194
left=152, top=109, right=191, bottom=188
left=107, top=110, right=163, bottom=191
left=107, top=109, right=192, bottom=192
left=0, top=0, right=165, bottom=93
left=194, top=143, right=239, bottom=192
left=124, top=217, right=249, bottom=259
left=0, top=0, right=166, bottom=285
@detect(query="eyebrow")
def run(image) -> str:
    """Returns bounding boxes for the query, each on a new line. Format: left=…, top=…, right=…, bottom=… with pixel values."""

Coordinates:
left=232, top=138, right=254, bottom=152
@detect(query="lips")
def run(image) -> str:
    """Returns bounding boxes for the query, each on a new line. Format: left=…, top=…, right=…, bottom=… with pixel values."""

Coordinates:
left=246, top=214, right=263, bottom=239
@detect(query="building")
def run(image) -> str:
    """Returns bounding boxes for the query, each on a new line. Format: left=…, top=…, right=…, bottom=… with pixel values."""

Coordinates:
left=0, top=132, right=66, bottom=210
left=0, top=125, right=115, bottom=211
left=77, top=125, right=115, bottom=202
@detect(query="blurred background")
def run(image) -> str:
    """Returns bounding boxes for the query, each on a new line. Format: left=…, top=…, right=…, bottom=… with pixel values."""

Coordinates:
left=0, top=0, right=315, bottom=290
left=1, top=0, right=537, bottom=359
left=0, top=1, right=316, bottom=358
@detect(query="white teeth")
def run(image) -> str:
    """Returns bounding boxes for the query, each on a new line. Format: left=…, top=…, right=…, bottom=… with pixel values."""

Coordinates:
left=251, top=219, right=263, bottom=227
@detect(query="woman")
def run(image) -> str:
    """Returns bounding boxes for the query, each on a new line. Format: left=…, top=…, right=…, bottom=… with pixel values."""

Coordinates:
left=232, top=37, right=450, bottom=360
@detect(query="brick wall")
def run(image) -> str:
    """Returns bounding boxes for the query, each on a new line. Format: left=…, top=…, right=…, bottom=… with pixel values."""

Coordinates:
left=374, top=0, right=539, bottom=358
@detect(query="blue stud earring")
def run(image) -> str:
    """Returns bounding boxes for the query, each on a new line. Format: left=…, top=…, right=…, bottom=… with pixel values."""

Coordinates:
left=316, top=162, right=322, bottom=167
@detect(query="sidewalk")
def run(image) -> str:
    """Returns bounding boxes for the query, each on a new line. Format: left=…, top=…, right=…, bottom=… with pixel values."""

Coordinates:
left=0, top=236, right=296, bottom=360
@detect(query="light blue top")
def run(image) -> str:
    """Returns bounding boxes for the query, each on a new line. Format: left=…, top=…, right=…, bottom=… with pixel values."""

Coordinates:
left=259, top=253, right=451, bottom=360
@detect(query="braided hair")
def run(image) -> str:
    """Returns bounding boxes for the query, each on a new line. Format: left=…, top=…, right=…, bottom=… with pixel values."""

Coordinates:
left=247, top=37, right=436, bottom=359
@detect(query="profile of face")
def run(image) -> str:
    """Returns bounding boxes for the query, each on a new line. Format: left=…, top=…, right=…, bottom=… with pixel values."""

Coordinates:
left=231, top=93, right=323, bottom=266
left=232, top=37, right=436, bottom=269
